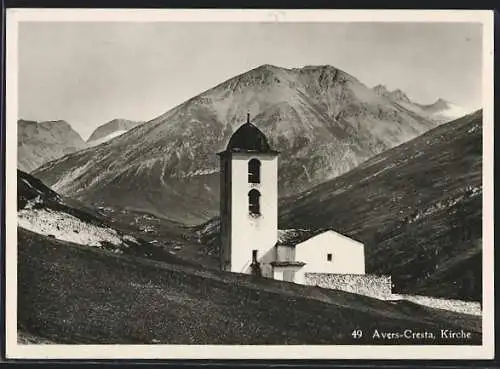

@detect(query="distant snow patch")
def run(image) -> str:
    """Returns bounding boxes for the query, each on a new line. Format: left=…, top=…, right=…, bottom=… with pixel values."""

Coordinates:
left=184, top=168, right=218, bottom=177
left=435, top=104, right=470, bottom=119
left=429, top=103, right=471, bottom=123
left=24, top=196, right=43, bottom=209
left=122, top=234, right=139, bottom=244
left=18, top=208, right=123, bottom=247
left=87, top=130, right=128, bottom=147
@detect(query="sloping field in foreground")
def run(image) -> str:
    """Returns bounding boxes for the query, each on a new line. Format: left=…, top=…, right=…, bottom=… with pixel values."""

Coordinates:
left=18, top=228, right=481, bottom=345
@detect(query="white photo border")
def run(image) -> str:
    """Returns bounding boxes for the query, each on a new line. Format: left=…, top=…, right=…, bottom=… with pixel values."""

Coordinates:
left=4, top=8, right=495, bottom=360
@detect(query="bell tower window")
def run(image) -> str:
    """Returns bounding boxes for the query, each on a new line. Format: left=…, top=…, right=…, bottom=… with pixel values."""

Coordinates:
left=248, top=189, right=261, bottom=215
left=248, top=159, right=261, bottom=184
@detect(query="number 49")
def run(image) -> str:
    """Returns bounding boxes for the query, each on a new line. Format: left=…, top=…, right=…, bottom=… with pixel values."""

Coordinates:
left=352, top=329, right=363, bottom=339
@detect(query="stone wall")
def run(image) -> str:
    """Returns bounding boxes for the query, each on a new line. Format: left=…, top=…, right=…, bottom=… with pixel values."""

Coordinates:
left=304, top=273, right=393, bottom=300
left=304, top=273, right=482, bottom=316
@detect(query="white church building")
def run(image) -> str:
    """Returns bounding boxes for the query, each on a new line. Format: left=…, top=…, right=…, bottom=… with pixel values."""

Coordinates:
left=217, top=115, right=373, bottom=290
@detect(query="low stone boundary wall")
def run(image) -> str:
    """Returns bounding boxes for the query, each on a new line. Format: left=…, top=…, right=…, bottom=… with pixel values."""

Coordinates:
left=304, top=273, right=481, bottom=316
left=304, top=273, right=393, bottom=300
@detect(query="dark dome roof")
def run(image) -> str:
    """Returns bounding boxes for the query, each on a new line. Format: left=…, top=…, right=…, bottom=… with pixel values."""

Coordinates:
left=226, top=117, right=274, bottom=153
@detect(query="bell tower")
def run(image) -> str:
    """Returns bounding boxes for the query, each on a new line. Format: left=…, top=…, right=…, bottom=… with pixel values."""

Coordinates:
left=217, top=114, right=279, bottom=278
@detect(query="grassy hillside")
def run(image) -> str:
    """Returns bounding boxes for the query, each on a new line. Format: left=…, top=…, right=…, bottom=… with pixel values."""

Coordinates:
left=18, top=169, right=210, bottom=269
left=18, top=228, right=481, bottom=345
left=280, top=110, right=483, bottom=301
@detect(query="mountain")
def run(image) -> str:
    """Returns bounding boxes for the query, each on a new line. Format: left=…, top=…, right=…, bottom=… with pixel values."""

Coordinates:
left=87, top=119, right=143, bottom=147
left=417, top=98, right=471, bottom=123
left=17, top=119, right=86, bottom=172
left=33, top=64, right=437, bottom=225
left=372, top=85, right=471, bottom=124
left=279, top=110, right=483, bottom=301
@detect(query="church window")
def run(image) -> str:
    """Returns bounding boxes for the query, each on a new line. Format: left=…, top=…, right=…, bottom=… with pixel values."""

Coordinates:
left=248, top=159, right=261, bottom=183
left=248, top=189, right=261, bottom=215
left=327, top=253, right=332, bottom=262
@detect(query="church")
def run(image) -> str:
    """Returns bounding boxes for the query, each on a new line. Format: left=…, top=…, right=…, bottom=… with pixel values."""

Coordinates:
left=217, top=114, right=372, bottom=289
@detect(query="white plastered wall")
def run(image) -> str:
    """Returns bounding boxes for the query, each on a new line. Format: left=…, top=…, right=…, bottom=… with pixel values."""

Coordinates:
left=294, top=230, right=365, bottom=284
left=229, top=152, right=278, bottom=277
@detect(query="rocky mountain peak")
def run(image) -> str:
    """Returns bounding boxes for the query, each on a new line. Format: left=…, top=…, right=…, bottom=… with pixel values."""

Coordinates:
left=373, top=84, right=390, bottom=93
left=45, top=119, right=70, bottom=125
left=214, top=64, right=289, bottom=94
left=255, top=63, right=282, bottom=71
left=373, top=85, right=411, bottom=103
left=433, top=98, right=451, bottom=109
left=19, top=119, right=72, bottom=129
left=391, top=89, right=411, bottom=103
left=296, top=64, right=351, bottom=82
left=17, top=119, right=86, bottom=173
left=224, top=64, right=351, bottom=92
left=39, top=120, right=75, bottom=132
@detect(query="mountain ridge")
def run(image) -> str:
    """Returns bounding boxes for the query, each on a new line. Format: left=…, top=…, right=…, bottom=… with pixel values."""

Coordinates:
left=371, top=85, right=471, bottom=124
left=34, top=63, right=439, bottom=225
left=18, top=119, right=86, bottom=173
left=372, top=84, right=412, bottom=103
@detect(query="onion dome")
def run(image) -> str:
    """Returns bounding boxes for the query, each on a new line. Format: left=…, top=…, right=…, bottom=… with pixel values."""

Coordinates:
left=224, top=114, right=277, bottom=154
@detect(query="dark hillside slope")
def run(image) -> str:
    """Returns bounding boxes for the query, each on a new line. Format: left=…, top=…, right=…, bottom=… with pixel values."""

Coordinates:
left=280, top=110, right=483, bottom=301
left=18, top=228, right=480, bottom=345
left=18, top=169, right=202, bottom=268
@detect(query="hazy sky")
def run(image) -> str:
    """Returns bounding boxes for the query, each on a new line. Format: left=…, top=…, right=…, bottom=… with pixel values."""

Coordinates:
left=19, top=22, right=483, bottom=139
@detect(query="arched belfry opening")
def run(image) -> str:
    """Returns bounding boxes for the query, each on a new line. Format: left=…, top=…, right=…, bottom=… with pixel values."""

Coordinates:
left=248, top=189, right=261, bottom=215
left=248, top=158, right=261, bottom=183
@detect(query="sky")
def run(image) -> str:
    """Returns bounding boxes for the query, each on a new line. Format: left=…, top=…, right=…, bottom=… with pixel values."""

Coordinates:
left=18, top=21, right=483, bottom=140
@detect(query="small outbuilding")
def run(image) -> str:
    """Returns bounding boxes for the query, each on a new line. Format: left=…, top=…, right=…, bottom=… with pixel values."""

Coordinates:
left=273, top=229, right=366, bottom=284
